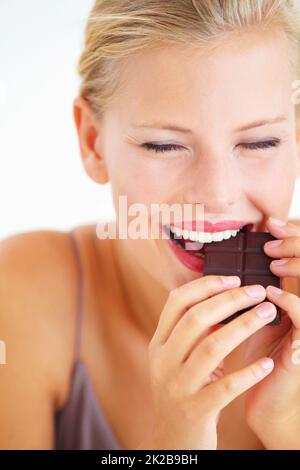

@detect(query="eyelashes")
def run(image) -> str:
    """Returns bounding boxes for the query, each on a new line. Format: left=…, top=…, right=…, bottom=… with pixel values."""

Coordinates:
left=239, top=139, right=281, bottom=150
left=141, top=143, right=182, bottom=153
left=141, top=139, right=281, bottom=154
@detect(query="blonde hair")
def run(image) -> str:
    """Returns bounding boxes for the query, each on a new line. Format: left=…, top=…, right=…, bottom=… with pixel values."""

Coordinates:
left=77, top=0, right=300, bottom=120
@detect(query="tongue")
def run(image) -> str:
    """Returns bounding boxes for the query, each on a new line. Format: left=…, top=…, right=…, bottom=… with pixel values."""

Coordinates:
left=182, top=238, right=205, bottom=253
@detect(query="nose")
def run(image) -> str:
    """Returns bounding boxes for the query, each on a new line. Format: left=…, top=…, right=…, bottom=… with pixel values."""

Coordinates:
left=183, top=153, right=241, bottom=211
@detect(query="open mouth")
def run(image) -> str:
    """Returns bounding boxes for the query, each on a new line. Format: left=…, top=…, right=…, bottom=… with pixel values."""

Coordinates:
left=163, top=223, right=254, bottom=255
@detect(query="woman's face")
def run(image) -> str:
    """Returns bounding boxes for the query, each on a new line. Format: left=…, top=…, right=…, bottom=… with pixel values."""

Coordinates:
left=92, top=30, right=300, bottom=290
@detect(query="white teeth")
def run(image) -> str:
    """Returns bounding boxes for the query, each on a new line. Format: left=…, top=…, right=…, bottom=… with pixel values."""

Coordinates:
left=211, top=232, right=224, bottom=242
left=189, top=232, right=198, bottom=241
left=169, top=226, right=241, bottom=243
left=182, top=230, right=189, bottom=240
left=223, top=230, right=232, bottom=240
left=173, top=227, right=183, bottom=238
left=204, top=232, right=212, bottom=243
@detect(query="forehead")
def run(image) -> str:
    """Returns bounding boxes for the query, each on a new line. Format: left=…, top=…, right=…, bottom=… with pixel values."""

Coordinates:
left=111, top=30, right=293, bottom=128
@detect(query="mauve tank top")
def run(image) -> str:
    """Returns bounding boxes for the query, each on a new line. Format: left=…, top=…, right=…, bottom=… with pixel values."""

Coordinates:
left=54, top=230, right=122, bottom=450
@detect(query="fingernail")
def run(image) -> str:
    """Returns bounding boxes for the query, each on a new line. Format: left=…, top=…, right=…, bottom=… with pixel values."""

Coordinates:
left=260, top=358, right=274, bottom=370
left=244, top=284, right=265, bottom=298
left=271, top=258, right=288, bottom=266
left=222, top=276, right=241, bottom=286
left=267, top=285, right=283, bottom=296
left=269, top=217, right=286, bottom=227
left=256, top=303, right=276, bottom=318
left=265, top=239, right=283, bottom=249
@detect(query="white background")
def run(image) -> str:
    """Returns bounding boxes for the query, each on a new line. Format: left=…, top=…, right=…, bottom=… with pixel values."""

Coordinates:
left=0, top=0, right=114, bottom=240
left=0, top=0, right=300, bottom=240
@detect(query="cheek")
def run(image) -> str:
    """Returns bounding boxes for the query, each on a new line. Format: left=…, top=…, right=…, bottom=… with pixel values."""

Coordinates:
left=109, top=156, right=179, bottom=210
left=242, top=153, right=297, bottom=212
left=270, top=152, right=298, bottom=203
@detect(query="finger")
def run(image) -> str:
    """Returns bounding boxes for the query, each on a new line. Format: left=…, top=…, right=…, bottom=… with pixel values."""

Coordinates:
left=164, top=284, right=267, bottom=367
left=151, top=275, right=241, bottom=346
left=269, top=257, right=300, bottom=278
left=265, top=218, right=300, bottom=239
left=264, top=236, right=300, bottom=258
left=266, top=285, right=300, bottom=329
left=180, top=301, right=277, bottom=392
left=200, top=356, right=274, bottom=412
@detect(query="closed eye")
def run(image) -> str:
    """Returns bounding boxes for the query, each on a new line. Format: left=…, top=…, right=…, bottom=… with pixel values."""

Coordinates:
left=238, top=139, right=281, bottom=150
left=141, top=143, right=182, bottom=153
left=141, top=139, right=281, bottom=154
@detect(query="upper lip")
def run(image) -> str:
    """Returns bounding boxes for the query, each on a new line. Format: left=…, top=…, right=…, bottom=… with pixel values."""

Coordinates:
left=168, top=220, right=254, bottom=233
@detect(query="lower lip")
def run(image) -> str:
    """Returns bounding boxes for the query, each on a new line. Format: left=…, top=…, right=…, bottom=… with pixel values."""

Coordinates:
left=165, top=236, right=205, bottom=273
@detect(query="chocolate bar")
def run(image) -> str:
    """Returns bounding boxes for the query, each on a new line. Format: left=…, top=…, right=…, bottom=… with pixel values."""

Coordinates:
left=203, top=229, right=281, bottom=325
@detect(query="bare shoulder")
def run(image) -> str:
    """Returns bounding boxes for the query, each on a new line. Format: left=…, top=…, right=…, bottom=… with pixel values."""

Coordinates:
left=0, top=228, right=84, bottom=448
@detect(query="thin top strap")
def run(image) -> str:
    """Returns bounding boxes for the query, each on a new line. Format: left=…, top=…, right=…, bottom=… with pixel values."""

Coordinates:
left=69, top=229, right=84, bottom=362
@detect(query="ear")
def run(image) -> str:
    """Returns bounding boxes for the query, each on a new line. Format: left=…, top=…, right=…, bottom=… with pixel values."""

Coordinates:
left=73, top=96, right=109, bottom=184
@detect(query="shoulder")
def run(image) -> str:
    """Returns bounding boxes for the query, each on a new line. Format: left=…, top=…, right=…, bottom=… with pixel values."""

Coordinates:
left=0, top=228, right=82, bottom=410
left=0, top=224, right=109, bottom=448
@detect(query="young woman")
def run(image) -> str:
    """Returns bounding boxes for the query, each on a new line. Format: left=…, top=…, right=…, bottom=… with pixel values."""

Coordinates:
left=1, top=0, right=300, bottom=450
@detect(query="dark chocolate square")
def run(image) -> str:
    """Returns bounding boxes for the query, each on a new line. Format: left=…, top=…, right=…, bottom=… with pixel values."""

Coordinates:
left=203, top=230, right=281, bottom=325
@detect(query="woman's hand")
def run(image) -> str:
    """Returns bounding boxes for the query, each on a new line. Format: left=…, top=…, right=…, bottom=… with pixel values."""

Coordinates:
left=244, top=217, right=300, bottom=449
left=142, top=274, right=277, bottom=450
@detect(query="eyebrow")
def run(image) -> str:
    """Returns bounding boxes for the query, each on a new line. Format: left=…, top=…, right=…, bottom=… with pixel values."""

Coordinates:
left=130, top=122, right=192, bottom=133
left=131, top=114, right=288, bottom=133
left=236, top=114, right=288, bottom=132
